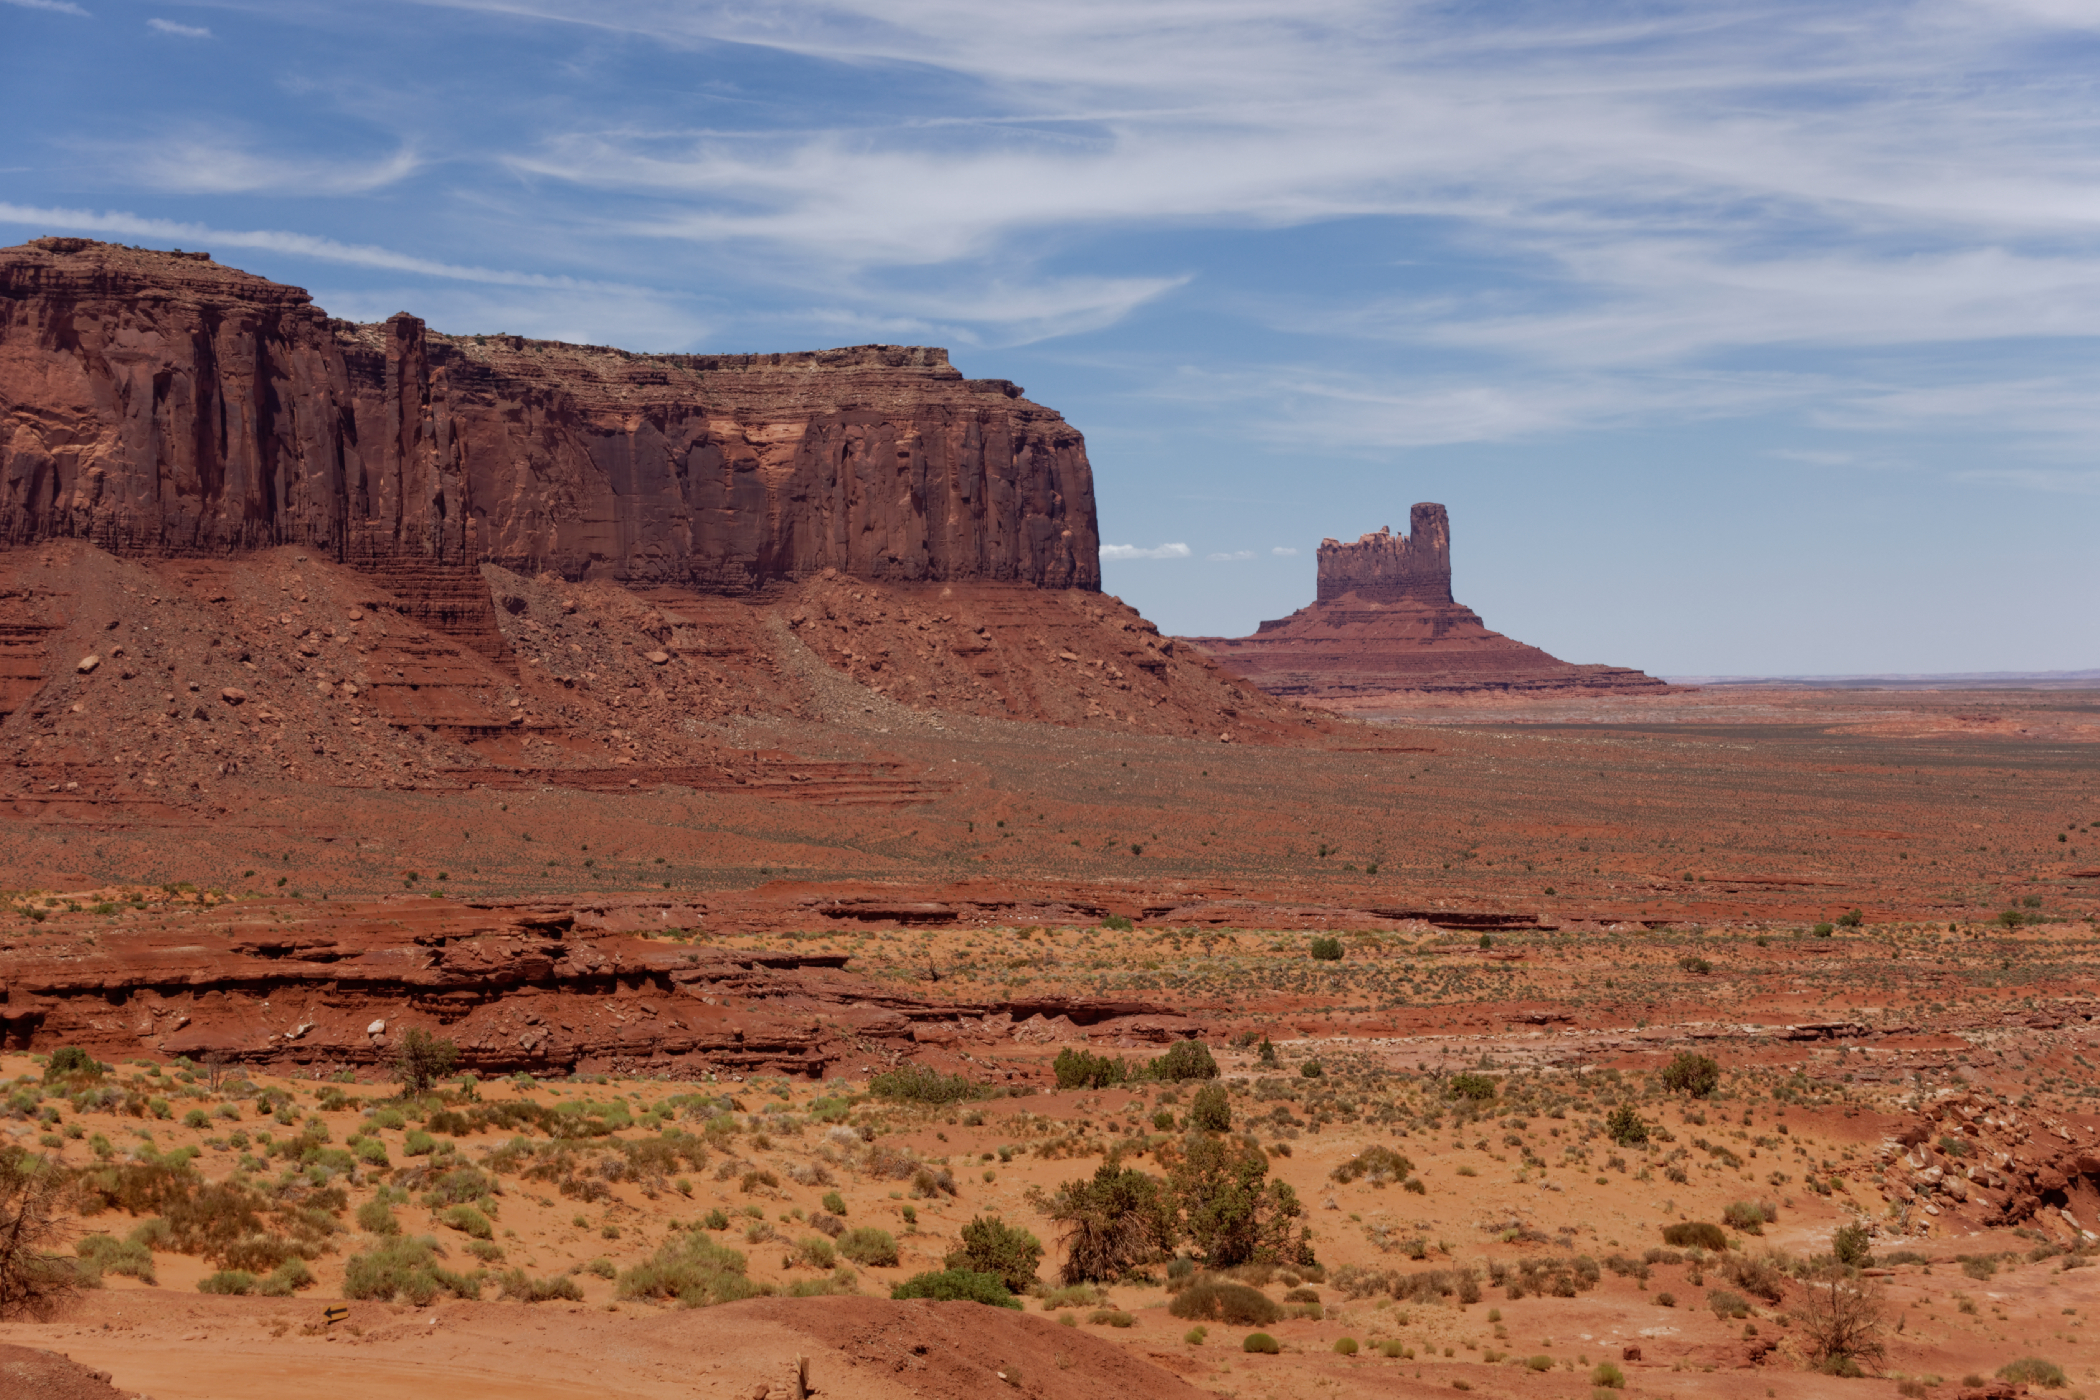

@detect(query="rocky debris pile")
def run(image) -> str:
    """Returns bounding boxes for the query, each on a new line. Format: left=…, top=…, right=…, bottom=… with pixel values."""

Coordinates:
left=1879, top=1091, right=2100, bottom=1236
left=1182, top=502, right=1666, bottom=698
left=781, top=573, right=1321, bottom=739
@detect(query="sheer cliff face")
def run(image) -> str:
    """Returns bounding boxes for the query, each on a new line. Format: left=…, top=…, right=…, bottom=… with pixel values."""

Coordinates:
left=0, top=238, right=1099, bottom=591
left=1315, top=502, right=1451, bottom=605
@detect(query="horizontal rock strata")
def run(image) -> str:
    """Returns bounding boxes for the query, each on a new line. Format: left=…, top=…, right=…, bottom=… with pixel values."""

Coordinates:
left=0, top=238, right=1097, bottom=593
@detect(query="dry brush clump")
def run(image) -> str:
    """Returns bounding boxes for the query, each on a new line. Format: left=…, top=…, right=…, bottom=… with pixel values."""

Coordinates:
left=0, top=1148, right=84, bottom=1319
left=1792, top=1271, right=1888, bottom=1376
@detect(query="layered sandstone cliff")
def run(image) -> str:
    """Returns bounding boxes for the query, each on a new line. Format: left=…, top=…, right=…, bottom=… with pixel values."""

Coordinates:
left=1184, top=503, right=1667, bottom=698
left=0, top=238, right=1097, bottom=592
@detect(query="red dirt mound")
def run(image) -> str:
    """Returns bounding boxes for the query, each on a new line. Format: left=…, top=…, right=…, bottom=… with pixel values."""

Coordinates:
left=0, top=1344, right=144, bottom=1400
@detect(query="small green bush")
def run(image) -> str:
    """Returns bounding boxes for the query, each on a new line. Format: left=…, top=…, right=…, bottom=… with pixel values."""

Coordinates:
left=943, top=1216, right=1042, bottom=1293
left=258, top=1259, right=314, bottom=1296
left=1309, top=936, right=1344, bottom=961
left=198, top=1269, right=257, bottom=1295
left=1833, top=1222, right=1872, bottom=1268
left=1152, top=1039, right=1219, bottom=1082
left=1723, top=1201, right=1775, bottom=1235
left=616, top=1230, right=764, bottom=1307
left=1707, top=1288, right=1750, bottom=1318
left=342, top=1236, right=481, bottom=1304
left=1189, top=1082, right=1231, bottom=1132
left=1331, top=1145, right=1413, bottom=1186
left=76, top=1233, right=155, bottom=1283
left=821, top=1191, right=847, bottom=1218
left=1053, top=1048, right=1129, bottom=1091
left=1185, top=1325, right=1208, bottom=1345
left=356, top=1199, right=400, bottom=1235
left=1525, top=1355, right=1554, bottom=1372
left=1592, top=1361, right=1625, bottom=1389
left=440, top=1205, right=493, bottom=1240
left=1088, top=1308, right=1134, bottom=1327
left=1606, top=1104, right=1648, bottom=1146
left=498, top=1269, right=584, bottom=1302
left=891, top=1268, right=1019, bottom=1308
left=1658, top=1052, right=1720, bottom=1097
left=1300, top=1060, right=1324, bottom=1079
left=1661, top=1222, right=1727, bottom=1251
left=1169, top=1276, right=1284, bottom=1326
left=1446, top=1073, right=1498, bottom=1102
left=869, top=1065, right=986, bottom=1104
left=1244, top=1332, right=1280, bottom=1354
left=1335, top=1336, right=1359, bottom=1355
left=838, top=1227, right=900, bottom=1268
left=403, top=1129, right=437, bottom=1157
left=1998, top=1358, right=2067, bottom=1389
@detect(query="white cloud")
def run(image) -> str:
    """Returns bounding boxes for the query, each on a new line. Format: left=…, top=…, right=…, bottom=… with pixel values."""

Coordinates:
left=0, top=203, right=641, bottom=290
left=1206, top=550, right=1256, bottom=561
left=5, top=0, right=90, bottom=14
left=1270, top=546, right=1299, bottom=556
left=118, top=137, right=417, bottom=194
left=146, top=17, right=210, bottom=36
left=1100, top=542, right=1192, bottom=560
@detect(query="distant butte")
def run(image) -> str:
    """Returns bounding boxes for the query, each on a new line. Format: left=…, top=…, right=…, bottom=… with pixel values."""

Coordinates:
left=1181, top=502, right=1667, bottom=698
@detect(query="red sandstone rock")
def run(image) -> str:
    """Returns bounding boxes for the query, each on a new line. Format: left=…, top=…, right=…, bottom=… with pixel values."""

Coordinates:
left=1182, top=502, right=1666, bottom=698
left=0, top=238, right=1097, bottom=593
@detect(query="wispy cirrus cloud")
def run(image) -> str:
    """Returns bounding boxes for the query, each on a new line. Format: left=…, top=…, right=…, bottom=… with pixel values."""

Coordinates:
left=146, top=17, right=209, bottom=37
left=0, top=203, right=639, bottom=290
left=1100, top=542, right=1192, bottom=561
left=5, top=0, right=90, bottom=15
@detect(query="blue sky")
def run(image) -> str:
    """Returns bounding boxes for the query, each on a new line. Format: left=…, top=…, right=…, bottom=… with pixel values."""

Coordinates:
left=4, top=0, right=2097, bottom=675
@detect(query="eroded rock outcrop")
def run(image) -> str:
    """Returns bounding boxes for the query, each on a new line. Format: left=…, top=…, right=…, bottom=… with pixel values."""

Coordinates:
left=1183, top=502, right=1666, bottom=698
left=0, top=238, right=1098, bottom=593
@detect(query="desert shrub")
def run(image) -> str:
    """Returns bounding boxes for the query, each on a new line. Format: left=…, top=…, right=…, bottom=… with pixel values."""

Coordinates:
left=43, top=1048, right=100, bottom=1083
left=1152, top=1039, right=1219, bottom=1081
left=1042, top=1283, right=1107, bottom=1310
left=498, top=1269, right=583, bottom=1302
left=1678, top=955, right=1712, bottom=975
left=1310, top=936, right=1344, bottom=961
left=1997, top=1358, right=2068, bottom=1389
left=792, top=1236, right=836, bottom=1270
left=891, top=1268, right=1020, bottom=1308
left=944, top=1216, right=1043, bottom=1293
left=910, top=1166, right=957, bottom=1198
left=1446, top=1073, right=1497, bottom=1102
left=1662, top=1222, right=1727, bottom=1251
left=1300, top=1061, right=1323, bottom=1079
left=1053, top=1048, right=1129, bottom=1091
left=394, top=1029, right=459, bottom=1096
left=1592, top=1362, right=1626, bottom=1388
left=1833, top=1222, right=1873, bottom=1269
left=403, top=1129, right=437, bottom=1157
left=198, top=1269, right=256, bottom=1295
left=616, top=1230, right=765, bottom=1307
left=257, top=1259, right=314, bottom=1296
left=1960, top=1255, right=1998, bottom=1281
left=786, top=1268, right=861, bottom=1298
left=1658, top=1053, right=1720, bottom=1097
left=1334, top=1336, right=1359, bottom=1355
left=868, top=1065, right=985, bottom=1104
left=1173, top=1133, right=1311, bottom=1269
left=837, top=1228, right=901, bottom=1268
left=75, top=1232, right=155, bottom=1284
left=821, top=1191, right=847, bottom=1217
left=1331, top=1146, right=1413, bottom=1186
left=1169, top=1276, right=1284, bottom=1325
left=342, top=1235, right=481, bottom=1304
left=1724, top=1201, right=1776, bottom=1235
left=1243, top=1332, right=1280, bottom=1354
left=1606, top=1104, right=1648, bottom=1147
left=808, top=1212, right=846, bottom=1239
left=1708, top=1288, right=1750, bottom=1318
left=357, top=1199, right=400, bottom=1235
left=1189, top=1083, right=1232, bottom=1132
left=1723, top=1251, right=1791, bottom=1301
left=420, top=1164, right=496, bottom=1209
left=1036, top=1163, right=1177, bottom=1284
left=1794, top=1273, right=1887, bottom=1371
left=1492, top=1255, right=1601, bottom=1299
